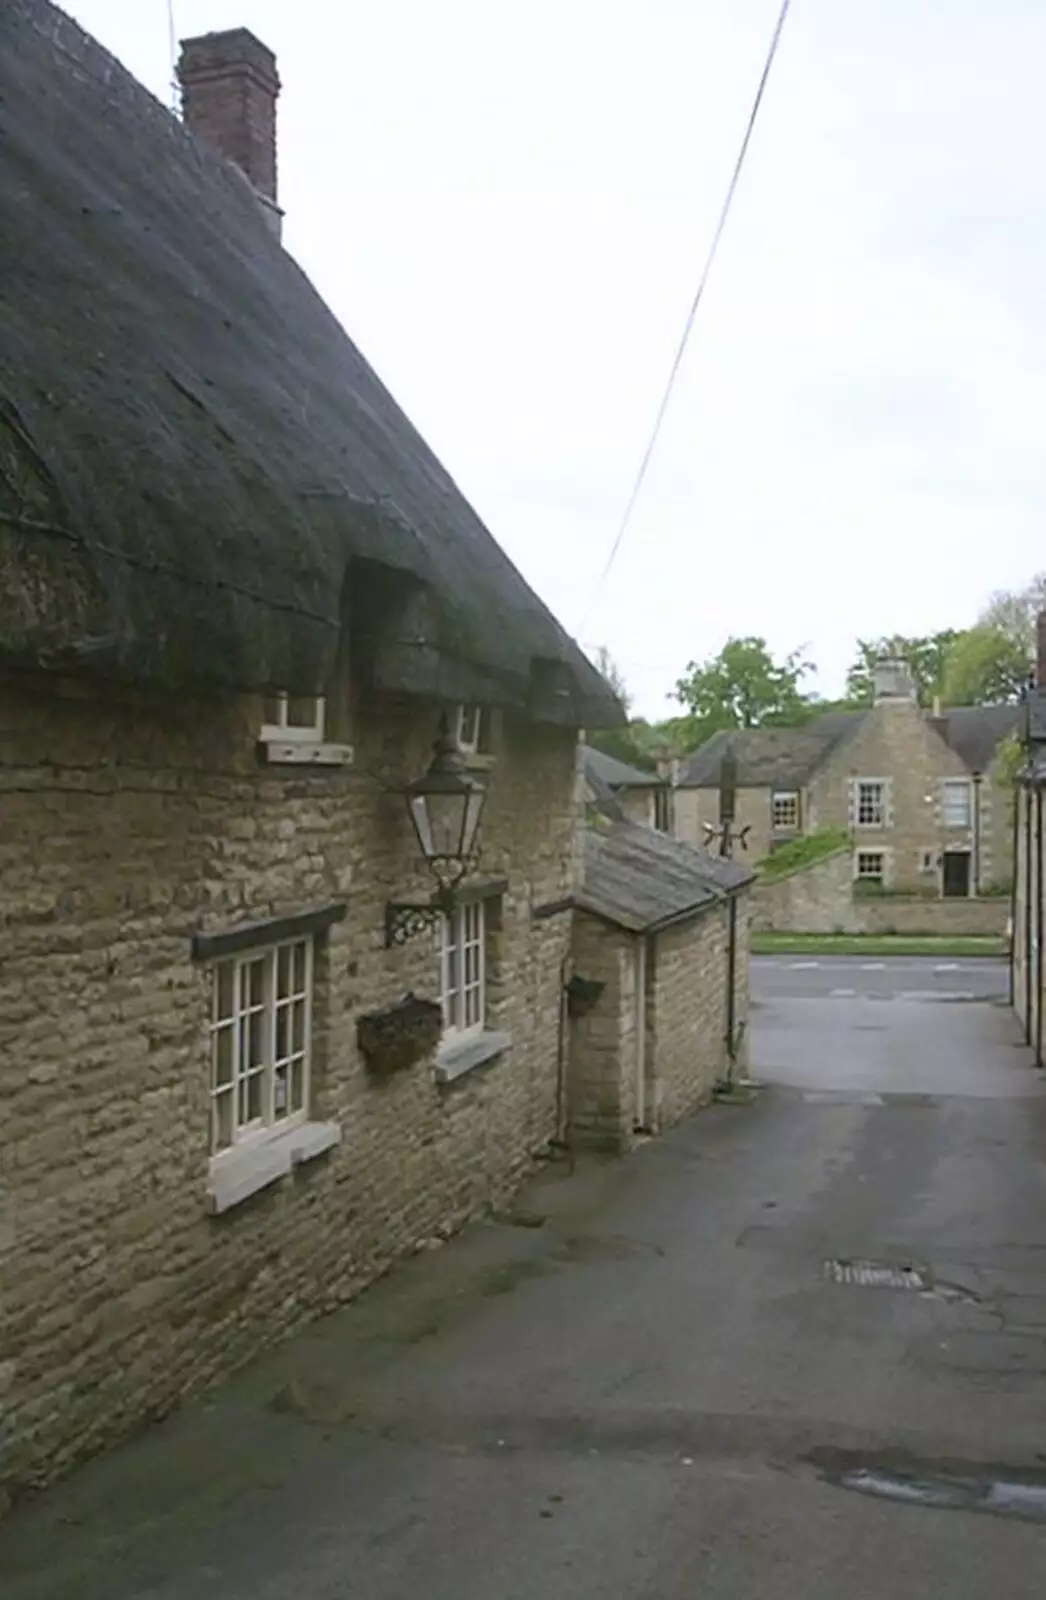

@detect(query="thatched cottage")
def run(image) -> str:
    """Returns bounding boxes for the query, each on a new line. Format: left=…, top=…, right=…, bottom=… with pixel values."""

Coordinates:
left=0, top=3, right=621, bottom=1501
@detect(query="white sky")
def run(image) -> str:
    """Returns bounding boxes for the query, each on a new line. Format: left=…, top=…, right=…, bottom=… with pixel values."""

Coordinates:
left=60, top=1, right=1046, bottom=718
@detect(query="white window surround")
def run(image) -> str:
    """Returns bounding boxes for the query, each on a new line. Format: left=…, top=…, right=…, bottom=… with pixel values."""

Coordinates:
left=855, top=778, right=888, bottom=828
left=258, top=692, right=353, bottom=767
left=454, top=704, right=496, bottom=766
left=771, top=790, right=800, bottom=830
left=434, top=896, right=510, bottom=1082
left=854, top=849, right=886, bottom=881
left=207, top=935, right=339, bottom=1213
left=940, top=777, right=972, bottom=828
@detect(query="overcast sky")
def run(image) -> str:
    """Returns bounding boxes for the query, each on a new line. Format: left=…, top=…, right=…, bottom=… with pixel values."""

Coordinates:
left=61, top=0, right=1046, bottom=717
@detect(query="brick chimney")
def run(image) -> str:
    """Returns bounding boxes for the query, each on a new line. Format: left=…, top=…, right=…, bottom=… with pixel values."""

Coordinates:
left=1036, top=610, right=1046, bottom=689
left=177, top=29, right=282, bottom=240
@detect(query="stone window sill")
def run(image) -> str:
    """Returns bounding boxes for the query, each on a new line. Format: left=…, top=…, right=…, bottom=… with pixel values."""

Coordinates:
left=207, top=1121, right=341, bottom=1214
left=257, top=736, right=353, bottom=767
left=435, top=1030, right=512, bottom=1085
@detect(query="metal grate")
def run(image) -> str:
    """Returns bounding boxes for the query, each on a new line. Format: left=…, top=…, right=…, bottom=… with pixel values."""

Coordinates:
left=823, top=1259, right=928, bottom=1290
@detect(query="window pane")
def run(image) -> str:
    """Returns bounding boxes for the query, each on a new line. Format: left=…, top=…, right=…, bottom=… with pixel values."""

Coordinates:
left=292, top=940, right=307, bottom=992
left=290, top=1059, right=305, bottom=1113
left=277, top=943, right=292, bottom=997
left=275, top=1003, right=289, bottom=1062
left=273, top=1065, right=289, bottom=1119
left=240, top=1069, right=264, bottom=1125
left=214, top=961, right=235, bottom=1023
left=287, top=695, right=320, bottom=729
left=213, top=1088, right=234, bottom=1151
left=213, top=1023, right=235, bottom=1088
left=244, top=1009, right=266, bottom=1069
left=247, top=957, right=267, bottom=1008
left=291, top=999, right=305, bottom=1054
left=263, top=694, right=284, bottom=726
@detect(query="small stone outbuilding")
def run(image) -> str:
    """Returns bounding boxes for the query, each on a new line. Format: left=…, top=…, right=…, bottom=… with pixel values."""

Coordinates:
left=568, top=823, right=754, bottom=1150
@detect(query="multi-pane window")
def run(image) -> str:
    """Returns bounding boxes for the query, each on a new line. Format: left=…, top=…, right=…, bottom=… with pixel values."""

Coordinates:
left=440, top=901, right=486, bottom=1037
left=209, top=938, right=312, bottom=1154
left=771, top=790, right=800, bottom=830
left=653, top=787, right=672, bottom=833
left=261, top=692, right=325, bottom=742
left=855, top=850, right=885, bottom=883
left=941, top=778, right=972, bottom=828
left=856, top=780, right=886, bottom=827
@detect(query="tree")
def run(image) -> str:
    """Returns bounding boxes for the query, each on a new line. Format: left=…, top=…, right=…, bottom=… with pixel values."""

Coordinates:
left=940, top=625, right=1029, bottom=706
left=979, top=571, right=1046, bottom=655
left=844, top=631, right=960, bottom=707
left=587, top=646, right=658, bottom=771
left=675, top=637, right=815, bottom=731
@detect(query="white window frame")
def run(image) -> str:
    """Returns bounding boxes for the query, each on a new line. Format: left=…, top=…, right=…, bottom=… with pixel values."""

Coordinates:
left=209, top=936, right=314, bottom=1159
left=260, top=692, right=326, bottom=744
left=940, top=778, right=972, bottom=829
left=455, top=704, right=486, bottom=757
left=855, top=779, right=887, bottom=828
left=771, top=790, right=800, bottom=830
left=439, top=900, right=486, bottom=1040
left=854, top=849, right=885, bottom=883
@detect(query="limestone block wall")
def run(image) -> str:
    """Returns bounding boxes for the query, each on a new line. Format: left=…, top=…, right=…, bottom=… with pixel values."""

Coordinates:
left=0, top=670, right=580, bottom=1502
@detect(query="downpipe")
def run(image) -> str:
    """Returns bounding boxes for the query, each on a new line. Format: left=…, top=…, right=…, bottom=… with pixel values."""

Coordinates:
left=1009, top=785, right=1020, bottom=1009
left=1036, top=788, right=1043, bottom=1069
left=1025, top=786, right=1033, bottom=1043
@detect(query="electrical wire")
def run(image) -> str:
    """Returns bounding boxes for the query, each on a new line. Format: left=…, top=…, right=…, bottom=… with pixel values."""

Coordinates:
left=581, top=0, right=793, bottom=634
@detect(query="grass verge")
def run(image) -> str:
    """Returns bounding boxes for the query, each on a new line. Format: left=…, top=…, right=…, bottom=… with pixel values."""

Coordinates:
left=751, top=932, right=1006, bottom=959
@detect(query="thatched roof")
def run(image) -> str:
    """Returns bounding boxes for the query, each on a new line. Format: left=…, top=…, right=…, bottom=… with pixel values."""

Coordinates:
left=0, top=1, right=621, bottom=726
left=579, top=823, right=753, bottom=935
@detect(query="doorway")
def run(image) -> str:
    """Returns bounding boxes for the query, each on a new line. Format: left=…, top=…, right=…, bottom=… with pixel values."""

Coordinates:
left=942, top=849, right=971, bottom=899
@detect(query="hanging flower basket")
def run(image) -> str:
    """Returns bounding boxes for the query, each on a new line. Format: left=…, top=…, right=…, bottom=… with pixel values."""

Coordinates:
left=357, top=992, right=443, bottom=1076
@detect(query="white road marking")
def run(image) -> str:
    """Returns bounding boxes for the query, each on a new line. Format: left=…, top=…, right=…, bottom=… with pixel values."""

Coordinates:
left=899, top=991, right=976, bottom=1003
left=829, top=988, right=857, bottom=997
left=860, top=962, right=886, bottom=971
left=934, top=963, right=959, bottom=972
left=789, top=960, right=820, bottom=969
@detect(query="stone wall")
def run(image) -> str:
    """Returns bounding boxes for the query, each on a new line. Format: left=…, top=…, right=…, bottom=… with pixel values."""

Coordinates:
left=649, top=898, right=749, bottom=1128
left=674, top=786, right=775, bottom=859
left=569, top=892, right=751, bottom=1148
left=752, top=850, right=1008, bottom=936
left=808, top=700, right=1012, bottom=895
left=567, top=918, right=636, bottom=1149
left=0, top=671, right=581, bottom=1503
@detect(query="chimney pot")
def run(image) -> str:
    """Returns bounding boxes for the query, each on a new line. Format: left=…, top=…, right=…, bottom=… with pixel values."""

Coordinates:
left=177, top=28, right=282, bottom=236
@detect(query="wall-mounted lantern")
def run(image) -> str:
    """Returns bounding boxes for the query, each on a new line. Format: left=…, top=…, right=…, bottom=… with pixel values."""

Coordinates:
left=384, top=715, right=488, bottom=947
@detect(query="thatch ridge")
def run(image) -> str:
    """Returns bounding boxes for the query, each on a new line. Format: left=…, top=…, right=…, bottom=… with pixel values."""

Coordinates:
left=0, top=0, right=621, bottom=726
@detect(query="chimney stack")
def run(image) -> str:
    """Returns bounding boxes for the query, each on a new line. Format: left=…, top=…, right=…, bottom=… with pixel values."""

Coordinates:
left=177, top=29, right=282, bottom=239
left=1036, top=610, right=1046, bottom=689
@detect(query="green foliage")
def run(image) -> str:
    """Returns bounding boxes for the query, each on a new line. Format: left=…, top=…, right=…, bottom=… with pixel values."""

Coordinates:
left=757, top=828, right=850, bottom=879
left=845, top=631, right=960, bottom=706
left=940, top=625, right=1029, bottom=706
left=675, top=636, right=815, bottom=731
left=979, top=571, right=1046, bottom=655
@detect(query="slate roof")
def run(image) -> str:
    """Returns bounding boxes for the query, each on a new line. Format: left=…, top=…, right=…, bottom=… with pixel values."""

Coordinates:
left=679, top=704, right=1020, bottom=788
left=582, top=746, right=662, bottom=790
left=0, top=0, right=621, bottom=726
left=578, top=823, right=754, bottom=935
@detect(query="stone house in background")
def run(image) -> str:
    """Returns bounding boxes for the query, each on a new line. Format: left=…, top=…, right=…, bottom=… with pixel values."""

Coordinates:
left=674, top=660, right=1018, bottom=933
left=1011, top=615, right=1046, bottom=1068
left=570, top=823, right=753, bottom=1150
left=0, top=6, right=622, bottom=1503
left=581, top=745, right=671, bottom=831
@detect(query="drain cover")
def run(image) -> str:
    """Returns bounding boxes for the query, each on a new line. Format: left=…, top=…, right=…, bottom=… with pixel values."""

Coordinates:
left=823, top=1258, right=928, bottom=1290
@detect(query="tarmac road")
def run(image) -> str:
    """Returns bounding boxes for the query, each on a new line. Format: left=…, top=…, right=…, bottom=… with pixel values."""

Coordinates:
left=2, top=957, right=1045, bottom=1598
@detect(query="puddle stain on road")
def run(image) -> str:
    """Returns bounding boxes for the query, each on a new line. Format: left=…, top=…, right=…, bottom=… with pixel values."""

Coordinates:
left=829, top=1465, right=1046, bottom=1526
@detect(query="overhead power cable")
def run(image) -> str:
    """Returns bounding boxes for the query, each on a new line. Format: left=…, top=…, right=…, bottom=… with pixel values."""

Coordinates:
left=581, top=0, right=793, bottom=634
